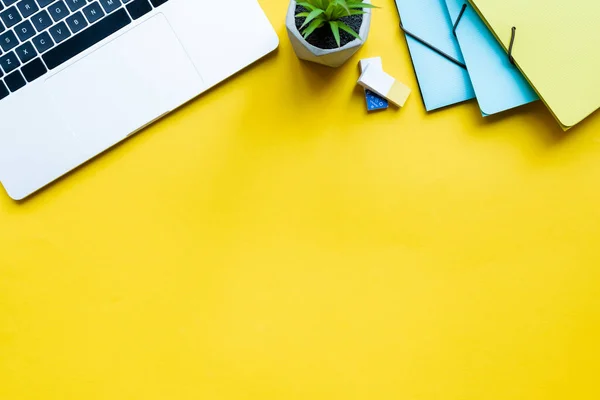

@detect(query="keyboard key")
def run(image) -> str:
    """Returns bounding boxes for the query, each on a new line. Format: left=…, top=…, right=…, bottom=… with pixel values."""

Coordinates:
left=36, top=0, right=54, bottom=6
left=0, top=80, right=9, bottom=100
left=0, top=29, right=18, bottom=52
left=31, top=9, right=52, bottom=31
left=0, top=6, right=22, bottom=28
left=0, top=20, right=4, bottom=35
left=32, top=30, right=53, bottom=52
left=149, top=0, right=167, bottom=7
left=14, top=19, right=36, bottom=41
left=3, top=0, right=20, bottom=7
left=82, top=1, right=103, bottom=23
left=15, top=40, right=36, bottom=63
left=4, top=69, right=25, bottom=91
left=48, top=0, right=69, bottom=21
left=48, top=20, right=70, bottom=43
left=64, top=0, right=85, bottom=12
left=99, top=0, right=120, bottom=14
left=21, top=57, right=46, bottom=81
left=0, top=50, right=19, bottom=73
left=17, top=0, right=39, bottom=18
left=66, top=10, right=86, bottom=33
left=126, top=0, right=151, bottom=20
left=43, top=8, right=130, bottom=69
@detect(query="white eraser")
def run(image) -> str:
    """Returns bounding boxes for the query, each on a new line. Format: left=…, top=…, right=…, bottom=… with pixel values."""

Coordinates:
left=357, top=66, right=411, bottom=107
left=359, top=57, right=383, bottom=73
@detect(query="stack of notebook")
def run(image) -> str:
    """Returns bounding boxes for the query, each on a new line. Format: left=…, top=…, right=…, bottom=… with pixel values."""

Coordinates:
left=394, top=0, right=599, bottom=129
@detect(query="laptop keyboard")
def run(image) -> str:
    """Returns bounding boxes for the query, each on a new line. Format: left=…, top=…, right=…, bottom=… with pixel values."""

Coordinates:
left=0, top=0, right=170, bottom=101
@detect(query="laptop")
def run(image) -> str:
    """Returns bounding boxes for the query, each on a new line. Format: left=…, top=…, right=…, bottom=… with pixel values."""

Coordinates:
left=0, top=0, right=278, bottom=200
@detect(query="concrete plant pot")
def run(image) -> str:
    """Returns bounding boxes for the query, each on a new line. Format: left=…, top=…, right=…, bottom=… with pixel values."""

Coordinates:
left=286, top=0, right=372, bottom=68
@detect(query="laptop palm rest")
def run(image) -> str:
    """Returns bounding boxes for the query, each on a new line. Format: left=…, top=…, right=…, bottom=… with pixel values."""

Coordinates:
left=45, top=13, right=204, bottom=153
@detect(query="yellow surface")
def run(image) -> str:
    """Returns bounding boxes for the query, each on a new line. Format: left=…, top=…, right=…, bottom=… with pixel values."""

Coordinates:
left=469, top=0, right=600, bottom=128
left=2, top=1, right=600, bottom=399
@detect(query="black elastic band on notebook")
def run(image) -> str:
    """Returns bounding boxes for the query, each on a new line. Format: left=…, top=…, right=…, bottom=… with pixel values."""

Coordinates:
left=508, top=27, right=517, bottom=65
left=452, top=4, right=468, bottom=37
left=398, top=24, right=467, bottom=69
left=393, top=0, right=467, bottom=70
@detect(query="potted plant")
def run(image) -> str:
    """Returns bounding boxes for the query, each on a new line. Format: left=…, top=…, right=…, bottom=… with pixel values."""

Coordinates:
left=286, top=0, right=376, bottom=68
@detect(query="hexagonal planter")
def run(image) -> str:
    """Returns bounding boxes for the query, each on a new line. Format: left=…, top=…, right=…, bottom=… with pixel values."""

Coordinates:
left=286, top=0, right=372, bottom=68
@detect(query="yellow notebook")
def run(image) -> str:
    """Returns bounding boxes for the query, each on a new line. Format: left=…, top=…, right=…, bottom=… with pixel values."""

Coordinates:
left=468, top=0, right=600, bottom=129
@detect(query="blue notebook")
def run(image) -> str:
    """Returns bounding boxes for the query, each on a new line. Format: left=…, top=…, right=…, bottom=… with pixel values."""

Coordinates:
left=394, top=0, right=475, bottom=111
left=444, top=0, right=538, bottom=115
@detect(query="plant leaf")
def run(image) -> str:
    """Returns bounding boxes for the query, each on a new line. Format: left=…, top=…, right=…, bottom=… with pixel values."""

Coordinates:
left=329, top=21, right=341, bottom=47
left=324, top=2, right=335, bottom=19
left=336, top=0, right=350, bottom=14
left=332, top=6, right=348, bottom=19
left=295, top=12, right=310, bottom=17
left=300, top=8, right=325, bottom=28
left=302, top=18, right=325, bottom=39
left=297, top=2, right=317, bottom=11
left=337, top=21, right=361, bottom=40
left=312, top=0, right=325, bottom=9
left=347, top=2, right=378, bottom=8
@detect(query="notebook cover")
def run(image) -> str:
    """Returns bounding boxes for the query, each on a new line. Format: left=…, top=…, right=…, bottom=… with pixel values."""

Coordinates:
left=468, top=0, right=600, bottom=128
left=394, top=0, right=475, bottom=111
left=445, top=0, right=538, bottom=115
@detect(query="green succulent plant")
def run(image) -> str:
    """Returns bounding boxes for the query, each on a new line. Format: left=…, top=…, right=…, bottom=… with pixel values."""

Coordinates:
left=296, top=0, right=376, bottom=47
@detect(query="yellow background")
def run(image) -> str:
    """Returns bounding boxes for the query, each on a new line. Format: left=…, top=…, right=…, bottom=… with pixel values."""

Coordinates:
left=2, top=1, right=600, bottom=399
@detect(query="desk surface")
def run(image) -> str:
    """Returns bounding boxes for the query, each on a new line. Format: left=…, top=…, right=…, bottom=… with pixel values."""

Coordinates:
left=2, top=1, right=600, bottom=399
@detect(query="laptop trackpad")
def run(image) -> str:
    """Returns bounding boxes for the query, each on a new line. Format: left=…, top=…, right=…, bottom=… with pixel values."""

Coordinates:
left=46, top=14, right=204, bottom=151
